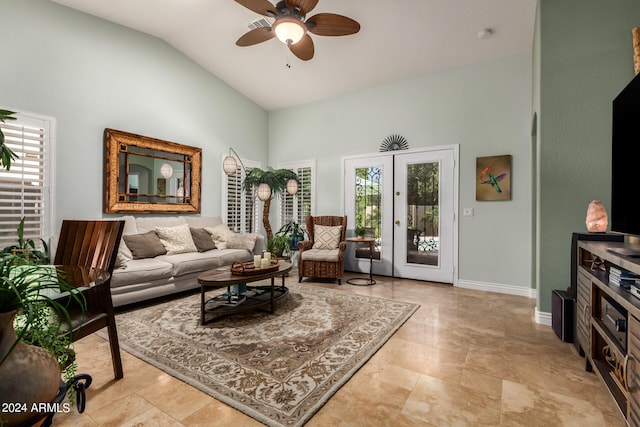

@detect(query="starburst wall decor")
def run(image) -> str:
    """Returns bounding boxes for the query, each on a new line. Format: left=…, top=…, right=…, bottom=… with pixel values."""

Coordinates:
left=379, top=134, right=409, bottom=152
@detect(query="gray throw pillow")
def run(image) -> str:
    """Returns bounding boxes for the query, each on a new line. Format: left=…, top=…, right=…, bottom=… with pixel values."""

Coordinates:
left=123, top=231, right=167, bottom=259
left=190, top=228, right=216, bottom=252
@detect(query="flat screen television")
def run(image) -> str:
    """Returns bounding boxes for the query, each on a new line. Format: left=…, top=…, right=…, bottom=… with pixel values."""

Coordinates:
left=611, top=72, right=640, bottom=242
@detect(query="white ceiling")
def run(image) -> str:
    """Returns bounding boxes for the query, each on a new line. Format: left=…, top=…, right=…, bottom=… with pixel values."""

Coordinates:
left=50, top=0, right=537, bottom=111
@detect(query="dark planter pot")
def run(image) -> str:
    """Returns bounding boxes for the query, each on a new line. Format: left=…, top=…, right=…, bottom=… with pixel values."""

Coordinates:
left=290, top=235, right=304, bottom=251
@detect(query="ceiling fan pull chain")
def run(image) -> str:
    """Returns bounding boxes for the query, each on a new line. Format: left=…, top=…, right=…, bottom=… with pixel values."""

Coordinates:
left=285, top=49, right=292, bottom=69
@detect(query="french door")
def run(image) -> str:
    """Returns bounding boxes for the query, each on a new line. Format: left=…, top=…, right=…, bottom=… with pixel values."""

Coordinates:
left=344, top=147, right=457, bottom=283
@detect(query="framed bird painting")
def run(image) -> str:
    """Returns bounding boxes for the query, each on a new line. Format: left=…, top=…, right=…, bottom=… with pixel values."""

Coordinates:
left=476, top=155, right=511, bottom=201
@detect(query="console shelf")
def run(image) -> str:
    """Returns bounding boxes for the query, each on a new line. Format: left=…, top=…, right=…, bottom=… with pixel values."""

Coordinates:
left=577, top=240, right=640, bottom=426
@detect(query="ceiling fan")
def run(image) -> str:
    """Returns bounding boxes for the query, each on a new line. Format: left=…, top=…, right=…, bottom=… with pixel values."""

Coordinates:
left=234, top=0, right=360, bottom=61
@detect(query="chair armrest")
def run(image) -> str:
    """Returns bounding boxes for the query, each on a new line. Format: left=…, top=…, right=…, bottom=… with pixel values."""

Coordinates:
left=338, top=241, right=347, bottom=252
left=298, top=240, right=313, bottom=251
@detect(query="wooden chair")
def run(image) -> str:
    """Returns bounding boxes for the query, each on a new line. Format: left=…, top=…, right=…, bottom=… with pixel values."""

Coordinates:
left=53, top=220, right=125, bottom=379
left=298, top=215, right=347, bottom=285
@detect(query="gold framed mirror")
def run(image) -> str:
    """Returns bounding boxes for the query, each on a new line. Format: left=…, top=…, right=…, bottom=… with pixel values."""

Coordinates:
left=104, top=128, right=202, bottom=213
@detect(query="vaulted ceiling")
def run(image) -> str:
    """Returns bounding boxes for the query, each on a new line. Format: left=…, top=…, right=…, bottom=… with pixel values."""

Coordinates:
left=51, top=0, right=537, bottom=111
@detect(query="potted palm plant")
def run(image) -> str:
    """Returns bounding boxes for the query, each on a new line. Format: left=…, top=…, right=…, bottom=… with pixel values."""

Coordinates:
left=242, top=167, right=299, bottom=240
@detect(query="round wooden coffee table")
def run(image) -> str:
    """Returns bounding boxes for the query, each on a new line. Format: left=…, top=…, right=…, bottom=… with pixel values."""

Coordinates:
left=197, top=261, right=292, bottom=324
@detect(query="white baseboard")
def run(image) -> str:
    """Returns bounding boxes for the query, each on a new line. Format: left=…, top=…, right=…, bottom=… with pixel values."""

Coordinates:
left=535, top=309, right=552, bottom=326
left=456, top=279, right=536, bottom=298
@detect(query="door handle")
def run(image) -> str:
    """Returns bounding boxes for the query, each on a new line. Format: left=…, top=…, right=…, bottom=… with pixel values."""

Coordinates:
left=395, top=220, right=400, bottom=225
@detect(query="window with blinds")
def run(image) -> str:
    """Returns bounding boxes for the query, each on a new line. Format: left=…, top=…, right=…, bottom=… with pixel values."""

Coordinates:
left=223, top=159, right=260, bottom=233
left=0, top=114, right=51, bottom=249
left=278, top=161, right=314, bottom=231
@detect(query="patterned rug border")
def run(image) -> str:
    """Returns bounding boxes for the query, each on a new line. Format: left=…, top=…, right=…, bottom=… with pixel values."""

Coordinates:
left=98, top=285, right=419, bottom=427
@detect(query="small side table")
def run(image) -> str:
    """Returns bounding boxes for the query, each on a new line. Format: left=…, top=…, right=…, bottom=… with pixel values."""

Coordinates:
left=346, top=237, right=377, bottom=286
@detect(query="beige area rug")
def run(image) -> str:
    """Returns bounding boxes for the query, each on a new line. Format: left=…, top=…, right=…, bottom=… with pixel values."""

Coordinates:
left=102, top=284, right=418, bottom=427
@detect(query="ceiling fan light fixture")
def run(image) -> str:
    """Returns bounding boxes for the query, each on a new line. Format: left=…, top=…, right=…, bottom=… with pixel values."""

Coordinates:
left=273, top=17, right=306, bottom=45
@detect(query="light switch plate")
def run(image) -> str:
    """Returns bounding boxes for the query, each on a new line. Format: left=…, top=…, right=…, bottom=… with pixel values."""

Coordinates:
left=463, top=208, right=474, bottom=217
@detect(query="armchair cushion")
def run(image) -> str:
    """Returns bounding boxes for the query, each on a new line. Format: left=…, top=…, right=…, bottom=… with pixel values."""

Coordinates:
left=312, top=225, right=342, bottom=250
left=301, top=248, right=340, bottom=262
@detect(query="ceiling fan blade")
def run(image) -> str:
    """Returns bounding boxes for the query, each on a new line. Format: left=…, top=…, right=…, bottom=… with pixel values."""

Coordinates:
left=236, top=27, right=275, bottom=46
left=306, top=13, right=360, bottom=36
left=285, top=0, right=319, bottom=15
left=234, top=0, right=277, bottom=16
left=289, top=34, right=314, bottom=61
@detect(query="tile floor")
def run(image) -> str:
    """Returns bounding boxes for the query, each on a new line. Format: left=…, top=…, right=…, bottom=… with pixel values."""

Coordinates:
left=55, top=274, right=625, bottom=426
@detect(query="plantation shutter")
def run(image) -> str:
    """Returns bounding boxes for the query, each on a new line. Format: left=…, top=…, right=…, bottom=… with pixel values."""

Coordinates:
left=0, top=115, right=51, bottom=249
left=224, top=159, right=260, bottom=233
left=279, top=162, right=314, bottom=231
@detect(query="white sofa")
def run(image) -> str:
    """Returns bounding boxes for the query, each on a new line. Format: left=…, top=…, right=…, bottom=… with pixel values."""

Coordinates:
left=109, top=216, right=264, bottom=307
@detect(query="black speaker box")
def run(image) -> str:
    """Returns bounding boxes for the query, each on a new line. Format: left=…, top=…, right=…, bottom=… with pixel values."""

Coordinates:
left=552, top=289, right=574, bottom=342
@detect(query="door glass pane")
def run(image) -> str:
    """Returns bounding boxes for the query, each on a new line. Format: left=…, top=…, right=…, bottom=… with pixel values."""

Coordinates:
left=407, top=162, right=439, bottom=266
left=355, top=167, right=382, bottom=260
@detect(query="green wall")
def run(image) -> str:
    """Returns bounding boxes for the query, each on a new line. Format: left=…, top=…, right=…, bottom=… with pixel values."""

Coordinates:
left=270, top=54, right=533, bottom=291
left=536, top=0, right=640, bottom=312
left=0, top=0, right=268, bottom=230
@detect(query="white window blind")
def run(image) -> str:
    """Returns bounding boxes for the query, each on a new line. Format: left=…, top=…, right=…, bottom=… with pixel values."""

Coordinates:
left=278, top=160, right=315, bottom=231
left=223, top=158, right=261, bottom=233
left=0, top=114, right=52, bottom=249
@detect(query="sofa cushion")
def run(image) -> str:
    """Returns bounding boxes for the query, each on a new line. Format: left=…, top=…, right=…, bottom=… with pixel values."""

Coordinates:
left=123, top=231, right=167, bottom=259
left=110, top=258, right=174, bottom=288
left=155, top=223, right=198, bottom=255
left=301, top=248, right=340, bottom=262
left=136, top=216, right=186, bottom=234
left=226, top=233, right=258, bottom=252
left=312, top=225, right=342, bottom=250
left=117, top=215, right=138, bottom=264
left=157, top=248, right=252, bottom=277
left=205, top=224, right=231, bottom=250
left=190, top=228, right=216, bottom=252
left=185, top=216, right=223, bottom=229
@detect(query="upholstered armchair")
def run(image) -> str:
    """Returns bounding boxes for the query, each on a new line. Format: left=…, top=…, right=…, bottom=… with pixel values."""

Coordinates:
left=298, top=215, right=347, bottom=285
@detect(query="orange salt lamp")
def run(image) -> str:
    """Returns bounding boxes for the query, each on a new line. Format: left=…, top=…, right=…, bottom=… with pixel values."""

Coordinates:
left=586, top=200, right=608, bottom=233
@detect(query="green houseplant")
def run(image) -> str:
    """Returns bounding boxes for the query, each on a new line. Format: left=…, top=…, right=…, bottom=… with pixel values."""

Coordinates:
left=0, top=109, right=18, bottom=170
left=277, top=221, right=307, bottom=251
left=0, top=252, right=86, bottom=425
left=355, top=225, right=366, bottom=238
left=0, top=113, right=85, bottom=424
left=267, top=235, right=290, bottom=258
left=1, top=217, right=50, bottom=264
left=242, top=167, right=299, bottom=240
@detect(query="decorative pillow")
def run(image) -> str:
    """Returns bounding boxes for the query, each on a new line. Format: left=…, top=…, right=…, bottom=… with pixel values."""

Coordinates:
left=117, top=214, right=138, bottom=261
left=312, top=225, right=342, bottom=250
left=226, top=233, right=258, bottom=252
left=114, top=252, right=129, bottom=269
left=205, top=224, right=231, bottom=250
left=155, top=223, right=198, bottom=255
left=190, top=227, right=216, bottom=252
left=123, top=231, right=167, bottom=259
